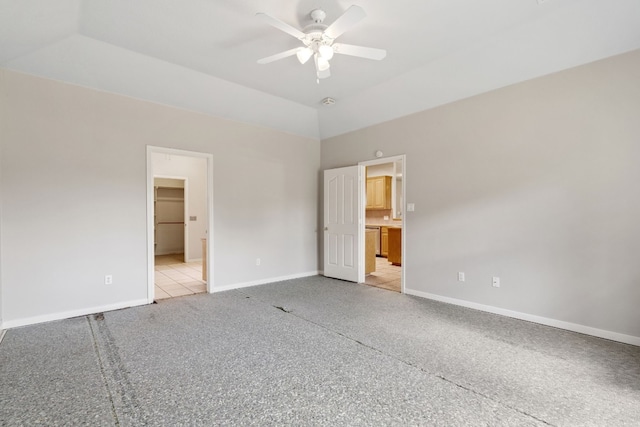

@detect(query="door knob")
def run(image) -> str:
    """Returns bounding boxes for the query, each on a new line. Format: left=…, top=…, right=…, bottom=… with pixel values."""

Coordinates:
left=324, top=227, right=328, bottom=231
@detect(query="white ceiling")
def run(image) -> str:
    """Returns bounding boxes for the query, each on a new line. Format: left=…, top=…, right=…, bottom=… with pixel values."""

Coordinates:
left=2, top=0, right=640, bottom=140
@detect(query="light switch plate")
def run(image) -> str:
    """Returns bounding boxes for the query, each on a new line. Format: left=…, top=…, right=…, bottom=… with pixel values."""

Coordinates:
left=407, top=203, right=415, bottom=212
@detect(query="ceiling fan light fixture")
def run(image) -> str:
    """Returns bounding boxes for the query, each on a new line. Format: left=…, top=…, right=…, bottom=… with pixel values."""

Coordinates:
left=296, top=47, right=313, bottom=64
left=318, top=44, right=334, bottom=60
left=317, top=56, right=330, bottom=71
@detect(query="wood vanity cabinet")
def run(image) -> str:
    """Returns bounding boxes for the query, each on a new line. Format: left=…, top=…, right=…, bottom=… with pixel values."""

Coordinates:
left=388, top=227, right=402, bottom=266
left=381, top=226, right=389, bottom=257
left=365, top=229, right=376, bottom=274
left=366, top=176, right=392, bottom=210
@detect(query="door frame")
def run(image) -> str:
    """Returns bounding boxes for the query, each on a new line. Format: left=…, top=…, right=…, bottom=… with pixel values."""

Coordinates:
left=359, top=155, right=406, bottom=293
left=146, top=146, right=214, bottom=303
left=153, top=176, right=188, bottom=261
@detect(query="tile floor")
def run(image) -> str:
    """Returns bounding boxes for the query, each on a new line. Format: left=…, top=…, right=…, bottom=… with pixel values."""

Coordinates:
left=154, top=253, right=207, bottom=300
left=364, top=257, right=401, bottom=292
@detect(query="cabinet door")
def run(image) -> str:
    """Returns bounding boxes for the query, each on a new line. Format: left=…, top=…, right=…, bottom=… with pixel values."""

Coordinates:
left=388, top=227, right=401, bottom=266
left=381, top=226, right=389, bottom=257
left=372, top=177, right=385, bottom=208
left=366, top=176, right=392, bottom=210
left=366, top=178, right=375, bottom=209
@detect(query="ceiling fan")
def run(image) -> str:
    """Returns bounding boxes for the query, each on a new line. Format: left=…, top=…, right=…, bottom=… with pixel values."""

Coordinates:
left=256, top=5, right=386, bottom=81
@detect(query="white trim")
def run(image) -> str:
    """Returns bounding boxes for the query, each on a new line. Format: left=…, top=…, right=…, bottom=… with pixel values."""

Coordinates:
left=0, top=329, right=6, bottom=345
left=405, top=288, right=640, bottom=347
left=0, top=299, right=149, bottom=330
left=360, top=155, right=405, bottom=165
left=359, top=155, right=406, bottom=293
left=359, top=165, right=365, bottom=283
left=146, top=146, right=214, bottom=303
left=211, top=271, right=320, bottom=293
left=205, top=153, right=214, bottom=292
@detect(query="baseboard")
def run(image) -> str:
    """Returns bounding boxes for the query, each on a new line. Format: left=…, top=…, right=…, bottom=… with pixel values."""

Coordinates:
left=211, top=271, right=320, bottom=293
left=0, top=299, right=150, bottom=330
left=9, top=281, right=634, bottom=347
left=0, top=329, right=6, bottom=345
left=1, top=271, right=319, bottom=329
left=404, top=288, right=640, bottom=347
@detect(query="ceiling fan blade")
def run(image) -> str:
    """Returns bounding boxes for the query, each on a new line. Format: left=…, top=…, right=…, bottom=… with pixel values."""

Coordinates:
left=333, top=43, right=387, bottom=60
left=256, top=13, right=305, bottom=40
left=324, top=5, right=366, bottom=40
left=257, top=48, right=301, bottom=64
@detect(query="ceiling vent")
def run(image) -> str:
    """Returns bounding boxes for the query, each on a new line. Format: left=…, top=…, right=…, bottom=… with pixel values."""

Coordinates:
left=321, top=97, right=336, bottom=106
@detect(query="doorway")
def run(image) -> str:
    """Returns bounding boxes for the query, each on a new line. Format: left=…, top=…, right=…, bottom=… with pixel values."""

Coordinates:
left=146, top=147, right=214, bottom=303
left=322, top=155, right=406, bottom=293
left=154, top=178, right=186, bottom=260
left=361, top=156, right=405, bottom=293
left=152, top=177, right=205, bottom=299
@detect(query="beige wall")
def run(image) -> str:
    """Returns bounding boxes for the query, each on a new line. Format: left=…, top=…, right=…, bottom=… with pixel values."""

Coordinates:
left=2, top=48, right=639, bottom=342
left=0, top=69, right=320, bottom=327
left=322, top=49, right=640, bottom=341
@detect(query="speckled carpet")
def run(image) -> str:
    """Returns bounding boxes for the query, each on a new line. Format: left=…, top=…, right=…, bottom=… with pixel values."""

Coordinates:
left=1, top=275, right=639, bottom=426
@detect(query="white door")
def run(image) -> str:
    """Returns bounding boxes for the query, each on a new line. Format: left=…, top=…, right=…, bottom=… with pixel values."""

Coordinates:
left=324, top=166, right=363, bottom=282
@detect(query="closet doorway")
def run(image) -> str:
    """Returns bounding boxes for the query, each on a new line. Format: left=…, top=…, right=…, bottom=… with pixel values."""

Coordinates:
left=154, top=178, right=186, bottom=260
left=146, top=147, right=214, bottom=303
left=153, top=177, right=205, bottom=299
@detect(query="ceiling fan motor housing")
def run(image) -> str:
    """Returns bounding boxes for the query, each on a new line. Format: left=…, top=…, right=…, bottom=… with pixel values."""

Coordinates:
left=310, top=9, right=326, bottom=23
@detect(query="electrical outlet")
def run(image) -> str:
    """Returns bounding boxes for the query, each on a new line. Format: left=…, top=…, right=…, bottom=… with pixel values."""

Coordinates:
left=458, top=272, right=465, bottom=282
left=492, top=277, right=500, bottom=288
left=256, top=258, right=261, bottom=266
left=104, top=275, right=113, bottom=285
